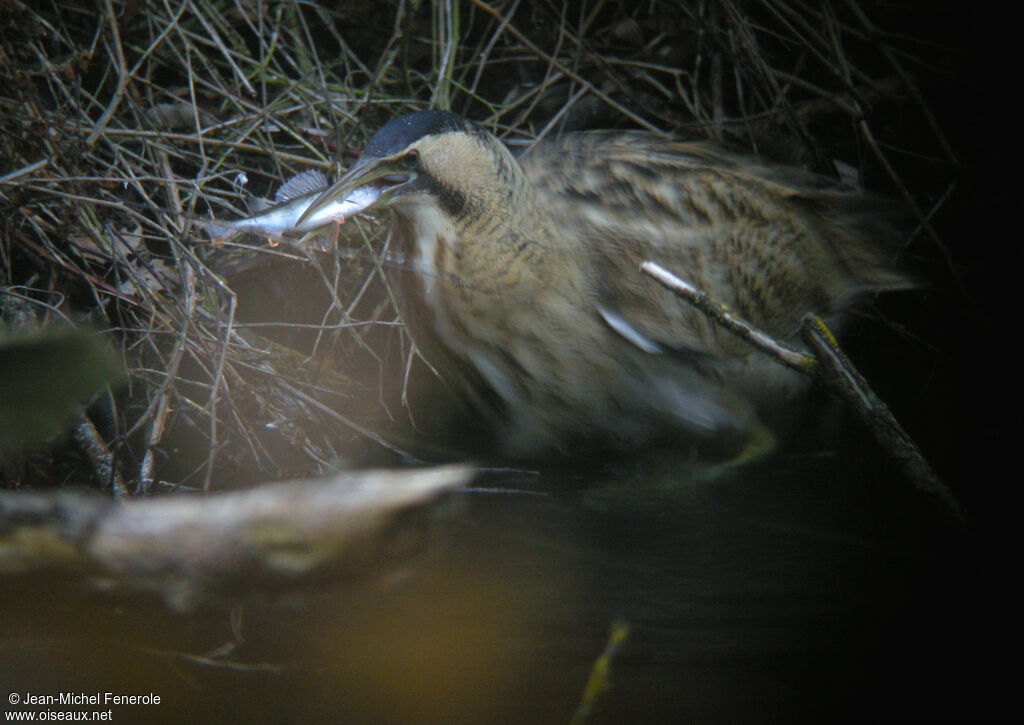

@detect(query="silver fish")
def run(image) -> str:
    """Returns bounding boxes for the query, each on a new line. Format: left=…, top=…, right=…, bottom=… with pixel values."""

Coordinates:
left=197, top=169, right=382, bottom=245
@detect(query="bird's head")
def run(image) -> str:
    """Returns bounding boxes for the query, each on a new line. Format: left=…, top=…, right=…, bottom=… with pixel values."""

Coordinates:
left=298, top=110, right=519, bottom=227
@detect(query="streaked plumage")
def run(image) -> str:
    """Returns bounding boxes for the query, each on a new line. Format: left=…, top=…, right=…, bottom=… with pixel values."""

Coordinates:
left=300, top=111, right=910, bottom=459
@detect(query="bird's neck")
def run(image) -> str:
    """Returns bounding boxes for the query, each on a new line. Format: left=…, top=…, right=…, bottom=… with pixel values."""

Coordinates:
left=397, top=151, right=563, bottom=292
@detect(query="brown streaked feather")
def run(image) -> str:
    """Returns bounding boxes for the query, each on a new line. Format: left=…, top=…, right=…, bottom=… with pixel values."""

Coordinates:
left=520, top=132, right=911, bottom=356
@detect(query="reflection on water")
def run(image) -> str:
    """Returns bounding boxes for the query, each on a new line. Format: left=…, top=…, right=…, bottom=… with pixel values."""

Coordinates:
left=2, top=430, right=973, bottom=724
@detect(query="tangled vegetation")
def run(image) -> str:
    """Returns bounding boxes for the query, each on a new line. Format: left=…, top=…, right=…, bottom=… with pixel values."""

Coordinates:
left=1, top=0, right=959, bottom=494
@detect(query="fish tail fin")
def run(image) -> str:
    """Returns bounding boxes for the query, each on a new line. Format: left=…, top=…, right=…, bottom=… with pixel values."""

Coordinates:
left=194, top=219, right=237, bottom=245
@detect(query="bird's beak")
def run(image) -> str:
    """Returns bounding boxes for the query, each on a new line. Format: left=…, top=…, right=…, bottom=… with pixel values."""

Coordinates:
left=297, top=155, right=414, bottom=227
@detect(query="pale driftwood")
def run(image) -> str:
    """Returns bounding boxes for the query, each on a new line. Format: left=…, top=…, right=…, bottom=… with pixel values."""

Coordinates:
left=0, top=465, right=472, bottom=609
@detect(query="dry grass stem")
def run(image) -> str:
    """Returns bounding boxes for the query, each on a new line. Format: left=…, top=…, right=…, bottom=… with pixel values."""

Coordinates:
left=1, top=0, right=959, bottom=494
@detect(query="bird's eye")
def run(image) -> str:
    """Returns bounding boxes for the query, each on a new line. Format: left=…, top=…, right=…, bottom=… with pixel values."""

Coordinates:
left=401, top=149, right=419, bottom=168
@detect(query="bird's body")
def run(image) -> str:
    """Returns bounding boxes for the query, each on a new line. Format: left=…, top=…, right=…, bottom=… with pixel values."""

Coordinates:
left=301, top=111, right=910, bottom=459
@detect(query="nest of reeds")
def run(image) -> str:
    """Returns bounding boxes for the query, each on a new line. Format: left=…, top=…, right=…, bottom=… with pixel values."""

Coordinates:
left=1, top=0, right=959, bottom=495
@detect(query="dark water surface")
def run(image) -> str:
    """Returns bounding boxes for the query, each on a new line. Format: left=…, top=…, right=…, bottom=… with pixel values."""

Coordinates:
left=1, top=422, right=982, bottom=725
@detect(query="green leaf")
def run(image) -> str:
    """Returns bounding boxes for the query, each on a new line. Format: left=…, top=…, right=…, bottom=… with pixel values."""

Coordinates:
left=0, top=329, right=122, bottom=454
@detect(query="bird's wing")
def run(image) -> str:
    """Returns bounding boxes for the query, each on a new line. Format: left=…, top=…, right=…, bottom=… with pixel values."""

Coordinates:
left=523, top=134, right=792, bottom=357
left=522, top=131, right=909, bottom=358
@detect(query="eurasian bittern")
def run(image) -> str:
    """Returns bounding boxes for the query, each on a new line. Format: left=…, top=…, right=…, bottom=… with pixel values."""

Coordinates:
left=300, top=111, right=910, bottom=459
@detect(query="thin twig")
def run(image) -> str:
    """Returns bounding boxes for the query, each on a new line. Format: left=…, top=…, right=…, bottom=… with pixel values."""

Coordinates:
left=799, top=315, right=962, bottom=521
left=642, top=261, right=962, bottom=522
left=85, top=0, right=131, bottom=148
left=640, top=261, right=815, bottom=372
left=74, top=415, right=129, bottom=500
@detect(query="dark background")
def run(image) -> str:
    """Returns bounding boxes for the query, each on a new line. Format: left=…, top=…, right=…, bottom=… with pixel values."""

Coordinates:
left=1, top=1, right=1014, bottom=722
